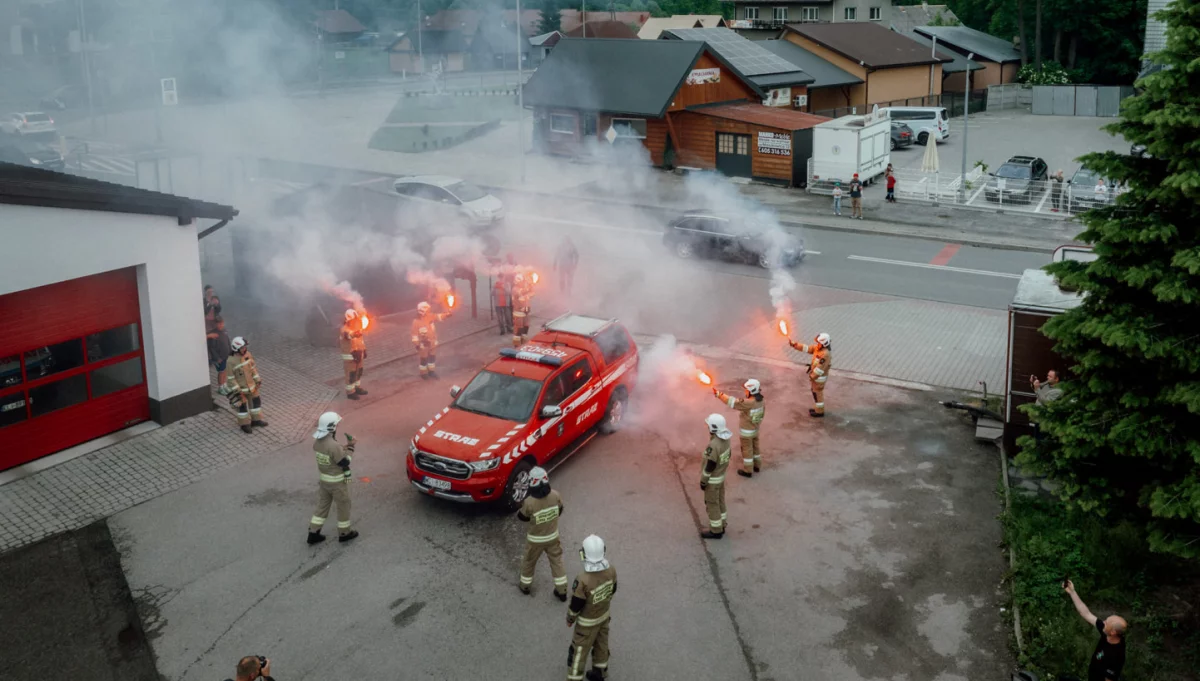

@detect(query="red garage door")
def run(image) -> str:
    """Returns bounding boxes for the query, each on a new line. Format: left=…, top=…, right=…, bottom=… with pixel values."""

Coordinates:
left=0, top=268, right=150, bottom=471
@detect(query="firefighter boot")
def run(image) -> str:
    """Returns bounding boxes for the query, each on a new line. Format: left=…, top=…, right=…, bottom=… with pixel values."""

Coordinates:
left=338, top=530, right=360, bottom=543
left=307, top=531, right=326, bottom=545
left=354, top=387, right=369, bottom=396
left=346, top=391, right=361, bottom=400
left=808, top=409, right=824, bottom=418
left=518, top=584, right=532, bottom=595
left=737, top=470, right=752, bottom=478
left=428, top=370, right=439, bottom=379
left=700, top=530, right=725, bottom=539
left=251, top=419, right=269, bottom=428
left=587, top=669, right=608, bottom=681
left=240, top=424, right=253, bottom=434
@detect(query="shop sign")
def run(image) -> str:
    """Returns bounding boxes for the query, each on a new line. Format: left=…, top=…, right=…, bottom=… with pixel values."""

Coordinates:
left=686, top=68, right=721, bottom=85
left=757, top=131, right=791, bottom=156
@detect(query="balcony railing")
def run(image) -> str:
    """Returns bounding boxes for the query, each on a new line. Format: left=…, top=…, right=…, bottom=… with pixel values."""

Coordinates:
left=729, top=18, right=827, bottom=29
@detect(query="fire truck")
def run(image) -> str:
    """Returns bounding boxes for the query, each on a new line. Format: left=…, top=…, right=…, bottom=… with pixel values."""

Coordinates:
left=407, top=314, right=639, bottom=510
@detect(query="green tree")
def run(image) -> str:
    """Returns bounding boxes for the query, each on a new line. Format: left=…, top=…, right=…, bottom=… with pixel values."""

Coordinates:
left=536, top=0, right=561, bottom=33
left=1016, top=0, right=1200, bottom=559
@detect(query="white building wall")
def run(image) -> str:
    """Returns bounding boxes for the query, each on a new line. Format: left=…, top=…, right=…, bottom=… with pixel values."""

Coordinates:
left=0, top=204, right=209, bottom=407
left=1144, top=0, right=1170, bottom=54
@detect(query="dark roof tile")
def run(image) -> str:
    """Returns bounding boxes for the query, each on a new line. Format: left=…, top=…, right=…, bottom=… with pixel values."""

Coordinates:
left=785, top=22, right=948, bottom=68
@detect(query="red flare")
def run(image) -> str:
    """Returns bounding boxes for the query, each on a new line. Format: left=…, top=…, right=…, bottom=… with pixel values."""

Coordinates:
left=697, top=371, right=713, bottom=386
left=777, top=319, right=789, bottom=337
left=531, top=272, right=540, bottom=285
left=446, top=294, right=456, bottom=309
left=360, top=315, right=370, bottom=330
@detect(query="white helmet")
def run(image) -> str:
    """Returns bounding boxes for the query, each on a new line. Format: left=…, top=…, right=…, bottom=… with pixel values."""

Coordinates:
left=313, top=411, right=342, bottom=439
left=529, top=466, right=549, bottom=487
left=705, top=413, right=732, bottom=440
left=344, top=309, right=358, bottom=321
left=417, top=301, right=431, bottom=314
left=743, top=378, right=761, bottom=395
left=580, top=534, right=610, bottom=572
left=816, top=332, right=831, bottom=348
left=230, top=336, right=247, bottom=352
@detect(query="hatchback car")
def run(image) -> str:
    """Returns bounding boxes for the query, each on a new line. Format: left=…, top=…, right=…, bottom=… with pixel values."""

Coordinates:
left=0, top=137, right=65, bottom=171
left=1, top=111, right=56, bottom=136
left=664, top=211, right=804, bottom=268
left=1066, top=166, right=1115, bottom=214
left=984, top=156, right=1048, bottom=204
left=393, top=175, right=504, bottom=229
left=890, top=122, right=915, bottom=151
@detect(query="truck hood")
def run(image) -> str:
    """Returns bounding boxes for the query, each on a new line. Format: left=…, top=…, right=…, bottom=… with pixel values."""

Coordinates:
left=412, top=406, right=525, bottom=462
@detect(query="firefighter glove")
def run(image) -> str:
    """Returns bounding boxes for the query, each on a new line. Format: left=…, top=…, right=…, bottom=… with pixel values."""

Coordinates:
left=712, top=387, right=719, bottom=397
left=338, top=458, right=350, bottom=472
left=700, top=481, right=708, bottom=491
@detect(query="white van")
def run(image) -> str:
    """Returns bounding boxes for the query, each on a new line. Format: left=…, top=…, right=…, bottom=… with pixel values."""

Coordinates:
left=880, top=107, right=949, bottom=145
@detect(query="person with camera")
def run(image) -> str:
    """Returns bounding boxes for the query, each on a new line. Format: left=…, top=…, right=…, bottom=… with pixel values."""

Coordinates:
left=1064, top=579, right=1127, bottom=681
left=227, top=655, right=273, bottom=681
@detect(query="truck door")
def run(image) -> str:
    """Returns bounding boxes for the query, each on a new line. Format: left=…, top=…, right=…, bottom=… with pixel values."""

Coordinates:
left=560, top=357, right=599, bottom=440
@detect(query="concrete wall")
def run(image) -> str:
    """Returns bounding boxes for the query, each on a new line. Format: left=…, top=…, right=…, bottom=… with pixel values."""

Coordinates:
left=0, top=205, right=210, bottom=423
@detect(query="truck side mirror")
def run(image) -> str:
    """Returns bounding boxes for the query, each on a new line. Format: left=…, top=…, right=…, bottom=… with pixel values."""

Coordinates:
left=450, top=385, right=461, bottom=398
left=541, top=405, right=562, bottom=419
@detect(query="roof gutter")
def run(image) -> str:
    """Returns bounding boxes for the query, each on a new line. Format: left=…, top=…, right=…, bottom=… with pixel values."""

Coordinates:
left=197, top=218, right=231, bottom=240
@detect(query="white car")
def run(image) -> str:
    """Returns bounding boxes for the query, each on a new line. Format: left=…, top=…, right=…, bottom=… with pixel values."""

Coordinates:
left=1, top=111, right=56, bottom=136
left=392, top=175, right=505, bottom=229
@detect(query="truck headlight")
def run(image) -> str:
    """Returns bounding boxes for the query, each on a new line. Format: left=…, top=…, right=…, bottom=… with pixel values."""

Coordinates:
left=409, top=442, right=418, bottom=456
left=468, top=458, right=501, bottom=472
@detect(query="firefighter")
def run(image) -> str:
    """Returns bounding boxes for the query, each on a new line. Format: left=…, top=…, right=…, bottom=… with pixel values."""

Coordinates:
left=789, top=332, right=832, bottom=417
left=714, top=378, right=766, bottom=477
left=699, top=413, right=732, bottom=539
left=307, top=411, right=359, bottom=545
left=517, top=466, right=568, bottom=600
left=228, top=336, right=267, bottom=434
left=340, top=309, right=369, bottom=400
left=411, top=301, right=451, bottom=379
left=493, top=275, right=512, bottom=336
left=567, top=535, right=617, bottom=681
left=511, top=272, right=533, bottom=348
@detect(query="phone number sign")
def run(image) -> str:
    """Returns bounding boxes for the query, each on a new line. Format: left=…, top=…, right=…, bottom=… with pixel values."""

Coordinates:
left=757, top=131, right=791, bottom=157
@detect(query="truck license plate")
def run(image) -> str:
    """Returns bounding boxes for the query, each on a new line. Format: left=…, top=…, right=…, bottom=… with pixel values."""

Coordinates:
left=422, top=476, right=451, bottom=490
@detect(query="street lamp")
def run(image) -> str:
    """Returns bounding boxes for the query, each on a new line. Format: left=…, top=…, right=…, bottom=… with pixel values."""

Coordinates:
left=516, top=0, right=526, bottom=183
left=959, top=52, right=973, bottom=203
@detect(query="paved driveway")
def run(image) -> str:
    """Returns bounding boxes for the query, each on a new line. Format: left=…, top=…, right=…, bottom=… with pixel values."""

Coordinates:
left=111, top=342, right=1010, bottom=681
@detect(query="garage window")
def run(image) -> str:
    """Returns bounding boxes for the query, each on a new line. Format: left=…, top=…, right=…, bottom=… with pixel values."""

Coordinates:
left=550, top=113, right=576, bottom=134
left=610, top=118, right=647, bottom=139
left=844, top=7, right=857, bottom=20
left=30, top=374, right=89, bottom=418
left=91, top=357, right=145, bottom=398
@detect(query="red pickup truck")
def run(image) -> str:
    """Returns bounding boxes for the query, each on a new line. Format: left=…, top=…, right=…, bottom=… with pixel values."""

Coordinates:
left=406, top=314, right=638, bottom=509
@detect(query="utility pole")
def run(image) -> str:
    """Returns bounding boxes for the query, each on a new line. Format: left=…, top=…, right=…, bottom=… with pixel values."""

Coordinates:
left=151, top=39, right=162, bottom=144
left=959, top=53, right=973, bottom=203
left=928, top=35, right=937, bottom=99
left=417, top=0, right=424, bottom=72
left=581, top=0, right=586, bottom=38
left=78, top=0, right=96, bottom=135
left=517, top=0, right=526, bottom=183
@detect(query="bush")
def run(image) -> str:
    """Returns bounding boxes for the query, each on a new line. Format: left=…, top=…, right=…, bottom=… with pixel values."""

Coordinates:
left=1004, top=494, right=1200, bottom=680
left=1017, top=61, right=1072, bottom=85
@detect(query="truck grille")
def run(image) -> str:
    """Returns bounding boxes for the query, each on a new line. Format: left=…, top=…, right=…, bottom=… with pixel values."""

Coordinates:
left=414, top=451, right=471, bottom=480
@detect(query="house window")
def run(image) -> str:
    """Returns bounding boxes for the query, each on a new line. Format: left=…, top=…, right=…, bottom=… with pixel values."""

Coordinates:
left=869, top=7, right=882, bottom=20
left=744, top=6, right=759, bottom=20
left=610, top=117, right=647, bottom=139
left=772, top=6, right=787, bottom=21
left=844, top=7, right=857, bottom=20
left=801, top=7, right=820, bottom=21
left=550, top=113, right=576, bottom=135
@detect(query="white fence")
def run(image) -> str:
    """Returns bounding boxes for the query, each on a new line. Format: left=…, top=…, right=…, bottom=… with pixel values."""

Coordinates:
left=987, top=84, right=1033, bottom=111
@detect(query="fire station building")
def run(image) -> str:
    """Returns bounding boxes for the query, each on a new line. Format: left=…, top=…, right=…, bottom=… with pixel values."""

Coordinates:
left=0, top=165, right=238, bottom=473
left=523, top=37, right=830, bottom=186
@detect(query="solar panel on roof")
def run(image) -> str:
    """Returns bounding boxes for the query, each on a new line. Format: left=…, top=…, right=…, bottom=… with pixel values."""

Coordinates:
left=672, top=27, right=800, bottom=76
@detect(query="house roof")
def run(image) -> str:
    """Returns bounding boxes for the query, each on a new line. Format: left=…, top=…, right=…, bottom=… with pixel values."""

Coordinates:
left=423, top=10, right=542, bottom=38
left=560, top=10, right=651, bottom=33
left=0, top=163, right=238, bottom=225
left=785, top=22, right=948, bottom=69
left=691, top=102, right=830, bottom=131
left=890, top=4, right=961, bottom=36
left=314, top=9, right=366, bottom=35
left=472, top=17, right=532, bottom=53
left=530, top=31, right=564, bottom=48
left=523, top=39, right=750, bottom=117
left=687, top=15, right=727, bottom=28
left=638, top=17, right=702, bottom=40
left=758, top=39, right=863, bottom=89
left=904, top=33, right=983, bottom=74
left=914, top=26, right=1022, bottom=63
left=565, top=20, right=639, bottom=39
left=662, top=28, right=810, bottom=83
left=387, top=30, right=466, bottom=54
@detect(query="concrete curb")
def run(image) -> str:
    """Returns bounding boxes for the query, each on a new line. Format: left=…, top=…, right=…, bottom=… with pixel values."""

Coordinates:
left=999, top=441, right=1027, bottom=657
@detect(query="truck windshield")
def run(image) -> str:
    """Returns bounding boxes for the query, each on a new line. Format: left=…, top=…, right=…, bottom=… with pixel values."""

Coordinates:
left=453, top=370, right=542, bottom=422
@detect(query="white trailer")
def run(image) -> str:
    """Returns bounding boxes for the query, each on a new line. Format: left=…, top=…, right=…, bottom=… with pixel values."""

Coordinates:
left=807, top=113, right=891, bottom=193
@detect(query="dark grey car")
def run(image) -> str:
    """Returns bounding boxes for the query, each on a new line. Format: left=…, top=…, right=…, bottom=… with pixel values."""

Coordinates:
left=0, top=137, right=65, bottom=171
left=664, top=212, right=805, bottom=269
left=984, top=156, right=1048, bottom=204
left=1067, top=167, right=1115, bottom=214
left=890, top=122, right=915, bottom=151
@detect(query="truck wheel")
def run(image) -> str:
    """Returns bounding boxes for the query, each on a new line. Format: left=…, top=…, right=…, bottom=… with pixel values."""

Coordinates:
left=757, top=253, right=773, bottom=269
left=598, top=390, right=628, bottom=435
left=500, top=458, right=534, bottom=512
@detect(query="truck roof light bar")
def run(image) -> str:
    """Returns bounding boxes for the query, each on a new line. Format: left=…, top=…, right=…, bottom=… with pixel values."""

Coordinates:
left=499, top=347, right=564, bottom=367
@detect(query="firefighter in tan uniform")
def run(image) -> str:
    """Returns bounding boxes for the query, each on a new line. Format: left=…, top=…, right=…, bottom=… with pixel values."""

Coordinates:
left=517, top=466, right=568, bottom=600
left=699, top=414, right=733, bottom=539
left=789, top=332, right=832, bottom=417
left=567, top=535, right=617, bottom=681
left=714, top=378, right=766, bottom=477
left=411, top=301, right=451, bottom=379
left=228, top=336, right=268, bottom=434
left=511, top=272, right=533, bottom=348
left=307, top=411, right=359, bottom=545
left=340, top=309, right=368, bottom=400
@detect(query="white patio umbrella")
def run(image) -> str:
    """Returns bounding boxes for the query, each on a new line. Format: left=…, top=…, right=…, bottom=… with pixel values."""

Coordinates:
left=921, top=135, right=940, bottom=198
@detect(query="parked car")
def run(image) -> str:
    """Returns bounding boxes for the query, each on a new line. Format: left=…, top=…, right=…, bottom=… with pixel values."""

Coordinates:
left=880, top=106, right=949, bottom=145
left=984, top=155, right=1048, bottom=204
left=0, top=137, right=65, bottom=171
left=1, top=111, right=56, bottom=136
left=1066, top=166, right=1115, bottom=214
left=663, top=210, right=805, bottom=269
left=407, top=313, right=639, bottom=509
left=392, top=175, right=505, bottom=229
left=890, top=121, right=914, bottom=151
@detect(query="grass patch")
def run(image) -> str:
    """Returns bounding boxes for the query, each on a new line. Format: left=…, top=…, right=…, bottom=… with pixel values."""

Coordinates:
left=1004, top=494, right=1200, bottom=680
left=368, top=121, right=500, bottom=153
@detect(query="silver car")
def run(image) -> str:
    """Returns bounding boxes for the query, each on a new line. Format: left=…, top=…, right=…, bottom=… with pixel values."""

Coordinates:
left=392, top=175, right=505, bottom=229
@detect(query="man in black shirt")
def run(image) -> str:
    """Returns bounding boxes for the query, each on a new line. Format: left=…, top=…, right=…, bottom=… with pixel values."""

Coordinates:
left=1064, top=579, right=1127, bottom=681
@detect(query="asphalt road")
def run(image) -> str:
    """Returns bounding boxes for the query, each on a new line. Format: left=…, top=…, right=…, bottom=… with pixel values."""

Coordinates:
left=111, top=331, right=1010, bottom=681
